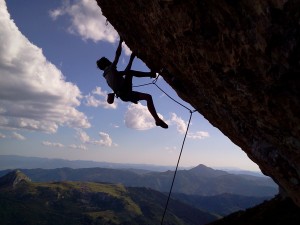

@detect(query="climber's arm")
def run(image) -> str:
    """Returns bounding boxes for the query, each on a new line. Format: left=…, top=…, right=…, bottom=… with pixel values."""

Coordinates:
left=112, top=38, right=123, bottom=67
left=125, top=53, right=135, bottom=71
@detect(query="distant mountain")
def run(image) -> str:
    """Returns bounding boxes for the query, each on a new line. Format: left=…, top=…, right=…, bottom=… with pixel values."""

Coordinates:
left=0, top=164, right=278, bottom=197
left=0, top=170, right=217, bottom=225
left=188, top=164, right=228, bottom=177
left=0, top=155, right=175, bottom=171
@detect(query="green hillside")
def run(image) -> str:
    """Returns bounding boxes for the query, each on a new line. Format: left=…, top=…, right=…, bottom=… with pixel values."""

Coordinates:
left=0, top=170, right=217, bottom=225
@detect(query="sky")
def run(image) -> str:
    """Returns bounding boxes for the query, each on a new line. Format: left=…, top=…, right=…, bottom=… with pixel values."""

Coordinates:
left=0, top=0, right=260, bottom=171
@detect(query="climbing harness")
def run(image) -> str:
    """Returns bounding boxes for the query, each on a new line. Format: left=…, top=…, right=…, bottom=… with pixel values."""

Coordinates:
left=133, top=73, right=197, bottom=225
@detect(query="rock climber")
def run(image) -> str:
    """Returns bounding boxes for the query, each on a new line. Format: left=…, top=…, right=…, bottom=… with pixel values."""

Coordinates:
left=96, top=38, right=168, bottom=129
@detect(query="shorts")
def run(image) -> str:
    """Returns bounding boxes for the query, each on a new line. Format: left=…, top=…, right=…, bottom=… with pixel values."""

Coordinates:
left=119, top=91, right=140, bottom=104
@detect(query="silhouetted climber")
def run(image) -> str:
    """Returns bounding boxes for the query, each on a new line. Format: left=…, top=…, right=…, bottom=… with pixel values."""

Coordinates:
left=96, top=38, right=168, bottom=129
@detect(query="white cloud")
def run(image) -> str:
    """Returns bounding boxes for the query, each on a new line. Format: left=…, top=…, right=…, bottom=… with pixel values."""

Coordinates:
left=122, top=43, right=132, bottom=56
left=187, top=131, right=210, bottom=139
left=124, top=103, right=156, bottom=130
left=42, top=141, right=65, bottom=148
left=90, top=132, right=116, bottom=147
left=42, top=130, right=117, bottom=149
left=0, top=1, right=90, bottom=133
left=84, top=87, right=117, bottom=109
left=76, top=129, right=117, bottom=147
left=0, top=133, right=6, bottom=139
left=85, top=95, right=102, bottom=107
left=49, top=0, right=118, bottom=43
left=170, top=112, right=210, bottom=140
left=42, top=141, right=87, bottom=150
left=49, top=0, right=132, bottom=55
left=92, top=86, right=106, bottom=97
left=77, top=129, right=90, bottom=143
left=170, top=113, right=187, bottom=134
left=69, top=144, right=87, bottom=150
left=11, top=132, right=26, bottom=140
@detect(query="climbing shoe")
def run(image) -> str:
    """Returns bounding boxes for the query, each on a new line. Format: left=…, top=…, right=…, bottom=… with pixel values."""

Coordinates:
left=156, top=119, right=168, bottom=129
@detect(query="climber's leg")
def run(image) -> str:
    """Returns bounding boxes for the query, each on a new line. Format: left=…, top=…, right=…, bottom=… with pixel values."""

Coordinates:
left=136, top=92, right=168, bottom=129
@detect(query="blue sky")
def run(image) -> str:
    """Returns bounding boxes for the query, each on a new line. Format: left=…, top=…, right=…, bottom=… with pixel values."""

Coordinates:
left=0, top=0, right=260, bottom=171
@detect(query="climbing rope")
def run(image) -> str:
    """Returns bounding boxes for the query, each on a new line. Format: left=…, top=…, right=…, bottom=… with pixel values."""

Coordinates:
left=133, top=73, right=197, bottom=224
left=132, top=75, right=159, bottom=88
left=160, top=110, right=195, bottom=225
left=134, top=75, right=191, bottom=111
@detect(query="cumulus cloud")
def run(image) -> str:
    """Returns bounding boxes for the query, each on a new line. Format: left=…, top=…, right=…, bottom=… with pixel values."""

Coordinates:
left=84, top=87, right=117, bottom=109
left=170, top=113, right=210, bottom=140
left=42, top=141, right=65, bottom=148
left=49, top=0, right=118, bottom=43
left=41, top=130, right=115, bottom=149
left=76, top=129, right=116, bottom=147
left=11, top=132, right=26, bottom=140
left=49, top=0, right=132, bottom=55
left=170, top=113, right=187, bottom=134
left=92, top=86, right=106, bottom=97
left=0, top=1, right=90, bottom=133
left=0, top=133, right=6, bottom=139
left=90, top=132, right=116, bottom=147
left=124, top=103, right=157, bottom=130
left=77, top=129, right=91, bottom=143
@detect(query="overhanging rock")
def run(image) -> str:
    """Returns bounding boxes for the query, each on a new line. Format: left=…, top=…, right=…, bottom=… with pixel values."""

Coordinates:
left=96, top=0, right=300, bottom=206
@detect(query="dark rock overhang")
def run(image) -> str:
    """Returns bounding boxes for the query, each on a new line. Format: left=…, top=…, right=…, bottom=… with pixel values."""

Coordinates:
left=96, top=0, right=300, bottom=206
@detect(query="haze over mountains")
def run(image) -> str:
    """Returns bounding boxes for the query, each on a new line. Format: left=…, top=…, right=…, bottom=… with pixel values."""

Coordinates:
left=0, top=156, right=277, bottom=198
left=0, top=155, right=279, bottom=224
left=0, top=155, right=264, bottom=175
left=0, top=155, right=177, bottom=171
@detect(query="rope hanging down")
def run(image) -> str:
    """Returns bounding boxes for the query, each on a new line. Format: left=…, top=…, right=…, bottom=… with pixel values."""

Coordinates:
left=160, top=110, right=195, bottom=225
left=133, top=74, right=197, bottom=224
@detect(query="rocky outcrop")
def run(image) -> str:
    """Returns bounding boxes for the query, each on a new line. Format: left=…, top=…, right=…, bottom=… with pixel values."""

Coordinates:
left=96, top=0, right=300, bottom=206
left=0, top=170, right=31, bottom=188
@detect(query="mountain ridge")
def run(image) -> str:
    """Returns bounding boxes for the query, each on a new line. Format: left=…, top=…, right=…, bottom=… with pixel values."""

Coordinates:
left=0, top=170, right=217, bottom=225
left=188, top=164, right=229, bottom=177
left=0, top=155, right=264, bottom=175
left=0, top=165, right=277, bottom=197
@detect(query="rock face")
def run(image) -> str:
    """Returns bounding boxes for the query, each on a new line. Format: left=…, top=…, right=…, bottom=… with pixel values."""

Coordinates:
left=96, top=0, right=300, bottom=206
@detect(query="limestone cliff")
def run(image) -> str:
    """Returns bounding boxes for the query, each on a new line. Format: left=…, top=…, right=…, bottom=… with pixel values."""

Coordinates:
left=96, top=0, right=300, bottom=206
